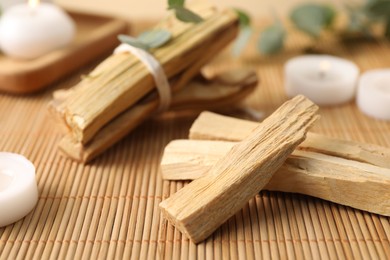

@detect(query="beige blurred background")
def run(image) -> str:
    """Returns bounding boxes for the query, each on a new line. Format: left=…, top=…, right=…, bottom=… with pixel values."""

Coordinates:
left=0, top=0, right=364, bottom=21
left=54, top=0, right=361, bottom=21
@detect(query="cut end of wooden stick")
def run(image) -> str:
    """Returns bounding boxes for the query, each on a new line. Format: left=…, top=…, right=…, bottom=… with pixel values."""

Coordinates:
left=189, top=111, right=258, bottom=141
left=161, top=139, right=234, bottom=180
left=58, top=135, right=86, bottom=163
left=159, top=95, right=319, bottom=243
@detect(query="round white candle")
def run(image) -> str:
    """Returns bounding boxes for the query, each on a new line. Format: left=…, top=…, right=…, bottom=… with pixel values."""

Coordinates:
left=284, top=55, right=360, bottom=106
left=0, top=152, right=38, bottom=228
left=357, top=69, right=390, bottom=120
left=0, top=1, right=75, bottom=59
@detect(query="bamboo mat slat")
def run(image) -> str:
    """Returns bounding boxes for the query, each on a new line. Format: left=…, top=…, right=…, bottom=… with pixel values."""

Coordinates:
left=1, top=24, right=390, bottom=260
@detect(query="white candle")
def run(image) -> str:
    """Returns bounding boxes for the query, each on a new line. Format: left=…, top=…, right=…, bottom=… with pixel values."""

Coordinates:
left=0, top=152, right=38, bottom=228
left=284, top=55, right=360, bottom=106
left=0, top=0, right=75, bottom=59
left=357, top=69, right=390, bottom=120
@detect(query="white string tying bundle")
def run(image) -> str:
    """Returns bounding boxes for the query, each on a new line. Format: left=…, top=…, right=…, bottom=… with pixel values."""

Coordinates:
left=114, top=43, right=172, bottom=112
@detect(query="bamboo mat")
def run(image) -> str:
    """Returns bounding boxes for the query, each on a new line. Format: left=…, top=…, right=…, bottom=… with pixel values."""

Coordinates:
left=1, top=24, right=390, bottom=260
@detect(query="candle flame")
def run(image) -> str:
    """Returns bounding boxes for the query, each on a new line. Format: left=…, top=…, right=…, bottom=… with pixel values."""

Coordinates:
left=319, top=60, right=331, bottom=74
left=29, top=0, right=40, bottom=8
left=317, top=60, right=331, bottom=79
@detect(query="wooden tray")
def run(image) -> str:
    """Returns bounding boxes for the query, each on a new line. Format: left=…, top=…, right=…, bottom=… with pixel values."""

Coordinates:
left=0, top=11, right=128, bottom=94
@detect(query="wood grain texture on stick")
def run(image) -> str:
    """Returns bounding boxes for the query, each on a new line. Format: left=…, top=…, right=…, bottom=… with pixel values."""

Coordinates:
left=59, top=5, right=239, bottom=145
left=57, top=68, right=257, bottom=162
left=190, top=111, right=390, bottom=168
left=161, top=139, right=390, bottom=216
left=52, top=23, right=245, bottom=163
left=159, top=95, right=319, bottom=243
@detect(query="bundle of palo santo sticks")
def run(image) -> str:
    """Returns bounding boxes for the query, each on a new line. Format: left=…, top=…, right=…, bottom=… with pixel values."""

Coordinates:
left=159, top=96, right=390, bottom=243
left=49, top=4, right=258, bottom=163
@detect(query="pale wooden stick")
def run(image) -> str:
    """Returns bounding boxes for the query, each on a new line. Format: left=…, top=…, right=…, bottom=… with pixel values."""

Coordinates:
left=160, top=139, right=390, bottom=216
left=48, top=26, right=232, bottom=133
left=62, top=8, right=239, bottom=145
left=170, top=69, right=257, bottom=111
left=58, top=68, right=257, bottom=163
left=56, top=26, right=248, bottom=163
left=159, top=95, right=319, bottom=243
left=189, top=111, right=390, bottom=168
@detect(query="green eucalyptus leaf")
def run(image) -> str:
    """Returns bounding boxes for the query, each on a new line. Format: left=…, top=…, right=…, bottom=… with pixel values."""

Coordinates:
left=138, top=29, right=172, bottom=49
left=118, top=34, right=150, bottom=51
left=168, top=0, right=184, bottom=8
left=173, top=6, right=203, bottom=23
left=366, top=0, right=390, bottom=17
left=343, top=3, right=376, bottom=36
left=231, top=26, right=252, bottom=57
left=347, top=10, right=371, bottom=34
left=234, top=8, right=251, bottom=27
left=385, top=18, right=390, bottom=38
left=258, top=23, right=285, bottom=55
left=322, top=5, right=336, bottom=26
left=290, top=4, right=335, bottom=37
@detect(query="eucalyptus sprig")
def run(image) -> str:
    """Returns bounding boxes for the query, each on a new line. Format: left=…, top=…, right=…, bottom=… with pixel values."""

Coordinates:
left=290, top=4, right=335, bottom=38
left=258, top=21, right=285, bottom=54
left=233, top=0, right=390, bottom=56
left=118, top=29, right=172, bottom=51
left=344, top=4, right=373, bottom=36
left=118, top=0, right=204, bottom=51
left=365, top=0, right=390, bottom=38
left=168, top=0, right=203, bottom=23
left=231, top=9, right=253, bottom=56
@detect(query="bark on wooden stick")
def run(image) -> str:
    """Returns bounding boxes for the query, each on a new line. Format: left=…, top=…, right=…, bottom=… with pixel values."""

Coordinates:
left=161, top=139, right=390, bottom=216
left=159, top=95, right=319, bottom=243
left=189, top=111, right=390, bottom=168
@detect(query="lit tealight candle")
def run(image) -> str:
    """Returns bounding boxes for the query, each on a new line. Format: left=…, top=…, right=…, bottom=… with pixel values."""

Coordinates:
left=284, top=55, right=360, bottom=106
left=357, top=69, right=390, bottom=120
left=0, top=0, right=75, bottom=59
left=0, top=152, right=38, bottom=228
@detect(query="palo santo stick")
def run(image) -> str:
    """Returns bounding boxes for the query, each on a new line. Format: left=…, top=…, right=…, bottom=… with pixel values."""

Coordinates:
left=58, top=69, right=257, bottom=163
left=50, top=19, right=239, bottom=120
left=170, top=70, right=257, bottom=111
left=55, top=4, right=217, bottom=116
left=60, top=7, right=239, bottom=145
left=159, top=95, right=319, bottom=243
left=190, top=111, right=390, bottom=168
left=49, top=21, right=237, bottom=133
left=51, top=4, right=218, bottom=122
left=160, top=139, right=390, bottom=216
left=56, top=26, right=246, bottom=163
